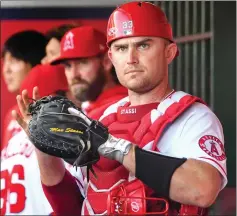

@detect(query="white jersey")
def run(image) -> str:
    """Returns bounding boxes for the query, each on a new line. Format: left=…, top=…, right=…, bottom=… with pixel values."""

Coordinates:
left=152, top=96, right=227, bottom=189
left=1, top=130, right=53, bottom=215
left=100, top=91, right=227, bottom=188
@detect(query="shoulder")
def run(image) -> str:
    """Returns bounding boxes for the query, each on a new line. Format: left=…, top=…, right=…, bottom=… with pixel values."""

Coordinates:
left=179, top=102, right=223, bottom=132
left=160, top=101, right=224, bottom=152
left=99, top=96, right=129, bottom=121
left=3, top=104, right=21, bottom=134
left=160, top=90, right=221, bottom=127
left=164, top=96, right=223, bottom=141
left=155, top=91, right=223, bottom=151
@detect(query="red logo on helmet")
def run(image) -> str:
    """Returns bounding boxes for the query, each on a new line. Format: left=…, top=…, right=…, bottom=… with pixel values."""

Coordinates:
left=108, top=27, right=118, bottom=36
left=199, top=135, right=226, bottom=161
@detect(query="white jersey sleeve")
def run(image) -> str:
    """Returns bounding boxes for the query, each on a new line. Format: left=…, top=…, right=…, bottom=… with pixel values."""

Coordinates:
left=158, top=102, right=227, bottom=189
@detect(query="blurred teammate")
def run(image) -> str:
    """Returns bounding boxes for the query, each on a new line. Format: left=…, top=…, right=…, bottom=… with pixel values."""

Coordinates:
left=3, top=24, right=127, bottom=215
left=1, top=30, right=47, bottom=149
left=40, top=22, right=81, bottom=106
left=1, top=24, right=80, bottom=215
left=1, top=26, right=70, bottom=215
left=41, top=23, right=80, bottom=65
left=50, top=26, right=128, bottom=119
left=1, top=64, right=68, bottom=215
left=2, top=24, right=79, bottom=149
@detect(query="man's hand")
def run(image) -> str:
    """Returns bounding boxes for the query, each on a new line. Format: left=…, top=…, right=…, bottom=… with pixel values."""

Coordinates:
left=12, top=86, right=40, bottom=133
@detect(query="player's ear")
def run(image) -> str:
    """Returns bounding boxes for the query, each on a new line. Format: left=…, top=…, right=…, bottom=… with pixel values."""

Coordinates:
left=165, top=42, right=177, bottom=65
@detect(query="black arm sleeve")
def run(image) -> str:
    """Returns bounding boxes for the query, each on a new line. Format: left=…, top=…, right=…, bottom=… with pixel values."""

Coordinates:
left=135, top=146, right=187, bottom=198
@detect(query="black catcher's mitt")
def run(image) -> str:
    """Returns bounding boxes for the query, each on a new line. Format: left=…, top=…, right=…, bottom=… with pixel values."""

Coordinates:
left=28, top=95, right=109, bottom=171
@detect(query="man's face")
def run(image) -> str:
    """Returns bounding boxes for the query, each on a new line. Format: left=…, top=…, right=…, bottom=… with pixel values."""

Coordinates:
left=109, top=36, right=170, bottom=93
left=41, top=38, right=61, bottom=64
left=2, top=51, right=31, bottom=93
left=63, top=57, right=106, bottom=102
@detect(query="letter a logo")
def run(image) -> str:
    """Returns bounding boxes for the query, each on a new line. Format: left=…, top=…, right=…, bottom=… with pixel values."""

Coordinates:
left=63, top=32, right=74, bottom=51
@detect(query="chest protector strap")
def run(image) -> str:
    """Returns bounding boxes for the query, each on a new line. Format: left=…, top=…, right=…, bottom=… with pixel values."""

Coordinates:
left=149, top=92, right=204, bottom=151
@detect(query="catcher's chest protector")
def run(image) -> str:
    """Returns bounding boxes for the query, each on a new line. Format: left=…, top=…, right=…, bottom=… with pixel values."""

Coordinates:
left=83, top=92, right=207, bottom=215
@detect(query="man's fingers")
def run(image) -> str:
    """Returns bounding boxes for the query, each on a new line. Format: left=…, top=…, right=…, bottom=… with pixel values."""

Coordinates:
left=16, top=95, right=28, bottom=118
left=11, top=110, right=28, bottom=131
left=22, top=89, right=31, bottom=109
left=33, top=86, right=40, bottom=100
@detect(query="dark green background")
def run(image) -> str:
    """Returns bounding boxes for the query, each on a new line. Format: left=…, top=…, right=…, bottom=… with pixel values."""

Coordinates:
left=213, top=1, right=236, bottom=188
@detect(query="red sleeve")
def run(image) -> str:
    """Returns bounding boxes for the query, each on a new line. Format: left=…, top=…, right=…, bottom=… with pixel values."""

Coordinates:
left=42, top=170, right=83, bottom=215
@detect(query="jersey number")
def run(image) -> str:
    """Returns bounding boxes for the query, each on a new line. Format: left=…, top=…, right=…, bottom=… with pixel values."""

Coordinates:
left=1, top=164, right=26, bottom=215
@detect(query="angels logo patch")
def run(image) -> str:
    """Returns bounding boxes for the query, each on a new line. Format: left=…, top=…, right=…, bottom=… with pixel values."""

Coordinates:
left=63, top=31, right=74, bottom=51
left=199, top=135, right=226, bottom=161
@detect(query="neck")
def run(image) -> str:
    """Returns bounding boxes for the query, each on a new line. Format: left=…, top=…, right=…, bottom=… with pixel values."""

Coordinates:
left=128, top=81, right=173, bottom=106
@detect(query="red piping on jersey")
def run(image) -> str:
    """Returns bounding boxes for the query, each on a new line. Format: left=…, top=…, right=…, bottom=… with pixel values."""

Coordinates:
left=199, top=157, right=227, bottom=176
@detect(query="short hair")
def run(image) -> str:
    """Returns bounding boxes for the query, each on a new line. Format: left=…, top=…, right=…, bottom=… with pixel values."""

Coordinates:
left=2, top=30, right=47, bottom=67
left=45, top=23, right=80, bottom=42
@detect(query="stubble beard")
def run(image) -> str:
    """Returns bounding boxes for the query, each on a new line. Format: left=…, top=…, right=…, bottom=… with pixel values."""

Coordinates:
left=71, top=66, right=106, bottom=102
left=125, top=75, right=163, bottom=94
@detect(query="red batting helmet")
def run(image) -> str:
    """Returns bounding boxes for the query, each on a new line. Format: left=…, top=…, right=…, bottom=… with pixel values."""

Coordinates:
left=107, top=1, right=178, bottom=56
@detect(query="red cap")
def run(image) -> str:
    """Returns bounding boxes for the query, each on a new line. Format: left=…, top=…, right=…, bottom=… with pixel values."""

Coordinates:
left=107, top=1, right=178, bottom=56
left=51, top=26, right=107, bottom=65
left=20, top=64, right=68, bottom=98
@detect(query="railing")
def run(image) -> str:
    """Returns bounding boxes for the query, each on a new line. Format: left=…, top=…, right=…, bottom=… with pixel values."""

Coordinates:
left=155, top=1, right=214, bottom=108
